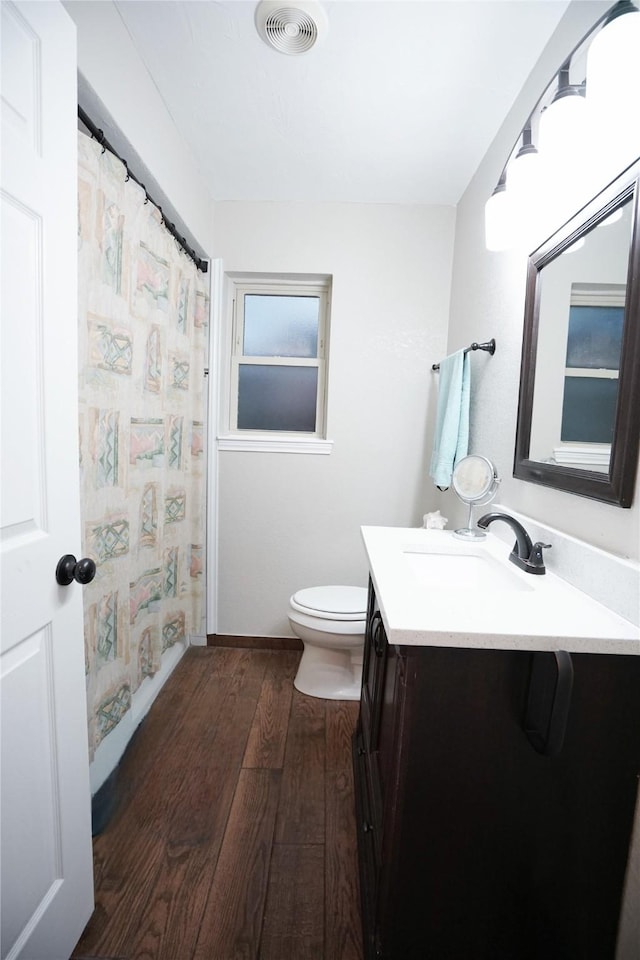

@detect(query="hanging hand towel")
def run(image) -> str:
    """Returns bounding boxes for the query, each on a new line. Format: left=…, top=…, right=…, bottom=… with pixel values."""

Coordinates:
left=429, top=349, right=470, bottom=489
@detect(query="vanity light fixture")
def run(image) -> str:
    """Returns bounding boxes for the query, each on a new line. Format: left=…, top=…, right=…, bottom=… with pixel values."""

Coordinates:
left=484, top=170, right=511, bottom=251
left=509, top=123, right=539, bottom=186
left=538, top=61, right=588, bottom=226
left=537, top=63, right=586, bottom=169
left=506, top=122, right=541, bottom=245
left=586, top=0, right=640, bottom=183
left=485, top=0, right=640, bottom=252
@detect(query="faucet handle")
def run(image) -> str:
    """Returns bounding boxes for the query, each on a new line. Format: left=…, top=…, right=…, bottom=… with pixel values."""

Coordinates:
left=529, top=541, right=552, bottom=573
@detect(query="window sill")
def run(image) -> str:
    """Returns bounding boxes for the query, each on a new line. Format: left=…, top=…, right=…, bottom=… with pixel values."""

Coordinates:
left=218, top=435, right=334, bottom=455
left=552, top=443, right=611, bottom=466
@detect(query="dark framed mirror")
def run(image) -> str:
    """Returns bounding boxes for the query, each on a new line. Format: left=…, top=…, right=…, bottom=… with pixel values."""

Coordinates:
left=514, top=160, right=640, bottom=507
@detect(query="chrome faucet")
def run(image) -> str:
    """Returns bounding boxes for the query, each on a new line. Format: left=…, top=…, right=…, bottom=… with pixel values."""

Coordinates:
left=477, top=512, right=551, bottom=575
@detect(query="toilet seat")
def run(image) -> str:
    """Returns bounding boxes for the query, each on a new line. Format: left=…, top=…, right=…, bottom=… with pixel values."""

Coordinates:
left=289, top=585, right=367, bottom=622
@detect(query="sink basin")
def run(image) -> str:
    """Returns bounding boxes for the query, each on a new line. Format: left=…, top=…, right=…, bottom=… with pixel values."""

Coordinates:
left=402, top=544, right=533, bottom=593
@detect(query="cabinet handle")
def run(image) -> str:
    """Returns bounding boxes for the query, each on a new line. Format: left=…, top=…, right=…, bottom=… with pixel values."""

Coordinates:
left=373, top=618, right=386, bottom=658
left=362, top=820, right=373, bottom=833
left=524, top=650, right=574, bottom=757
left=357, top=745, right=365, bottom=756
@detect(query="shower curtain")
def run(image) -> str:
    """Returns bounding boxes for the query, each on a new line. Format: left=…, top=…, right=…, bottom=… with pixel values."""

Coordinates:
left=77, top=133, right=208, bottom=759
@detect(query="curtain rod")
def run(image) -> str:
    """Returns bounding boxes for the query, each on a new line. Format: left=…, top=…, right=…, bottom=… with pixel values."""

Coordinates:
left=432, top=338, right=496, bottom=371
left=78, top=106, right=208, bottom=274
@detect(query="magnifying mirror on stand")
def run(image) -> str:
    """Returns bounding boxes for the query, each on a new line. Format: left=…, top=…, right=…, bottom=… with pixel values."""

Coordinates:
left=452, top=455, right=500, bottom=540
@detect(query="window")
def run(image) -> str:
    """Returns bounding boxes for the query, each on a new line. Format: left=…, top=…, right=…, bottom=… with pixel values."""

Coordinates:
left=560, top=284, right=624, bottom=445
left=222, top=275, right=331, bottom=451
left=552, top=282, right=624, bottom=469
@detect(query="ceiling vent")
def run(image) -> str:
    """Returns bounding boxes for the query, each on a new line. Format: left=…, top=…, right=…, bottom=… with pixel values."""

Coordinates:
left=255, top=0, right=328, bottom=55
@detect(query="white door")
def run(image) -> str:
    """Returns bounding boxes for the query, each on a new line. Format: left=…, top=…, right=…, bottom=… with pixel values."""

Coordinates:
left=0, top=3, right=94, bottom=959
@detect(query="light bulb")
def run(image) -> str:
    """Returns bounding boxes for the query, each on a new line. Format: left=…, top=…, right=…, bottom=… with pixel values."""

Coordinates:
left=508, top=150, right=544, bottom=248
left=538, top=92, right=589, bottom=224
left=586, top=4, right=640, bottom=186
left=538, top=94, right=587, bottom=168
left=484, top=178, right=512, bottom=252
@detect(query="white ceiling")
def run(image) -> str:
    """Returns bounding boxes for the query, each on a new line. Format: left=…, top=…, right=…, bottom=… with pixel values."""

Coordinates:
left=115, top=0, right=570, bottom=205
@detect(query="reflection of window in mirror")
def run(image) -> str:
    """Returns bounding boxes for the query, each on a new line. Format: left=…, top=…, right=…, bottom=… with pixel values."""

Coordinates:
left=554, top=283, right=624, bottom=470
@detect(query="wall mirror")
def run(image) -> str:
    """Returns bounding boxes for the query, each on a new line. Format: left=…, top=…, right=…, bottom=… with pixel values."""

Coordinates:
left=514, top=160, right=640, bottom=507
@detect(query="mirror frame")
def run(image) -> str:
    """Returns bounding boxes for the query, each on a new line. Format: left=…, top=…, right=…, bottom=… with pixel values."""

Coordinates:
left=514, top=161, right=640, bottom=508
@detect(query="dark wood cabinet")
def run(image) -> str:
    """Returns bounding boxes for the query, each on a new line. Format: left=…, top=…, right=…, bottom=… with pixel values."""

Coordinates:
left=353, top=579, right=640, bottom=960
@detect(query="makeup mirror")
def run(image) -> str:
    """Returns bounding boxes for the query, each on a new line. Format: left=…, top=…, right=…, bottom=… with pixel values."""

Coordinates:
left=452, top=455, right=500, bottom=540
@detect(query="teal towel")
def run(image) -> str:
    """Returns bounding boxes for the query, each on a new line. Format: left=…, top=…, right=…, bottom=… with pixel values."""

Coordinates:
left=429, top=349, right=470, bottom=488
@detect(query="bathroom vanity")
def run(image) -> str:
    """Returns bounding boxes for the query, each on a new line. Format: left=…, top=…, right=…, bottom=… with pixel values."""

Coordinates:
left=353, top=526, right=640, bottom=960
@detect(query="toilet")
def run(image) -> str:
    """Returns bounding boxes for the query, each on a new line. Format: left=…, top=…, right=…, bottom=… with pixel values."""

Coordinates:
left=288, top=585, right=368, bottom=701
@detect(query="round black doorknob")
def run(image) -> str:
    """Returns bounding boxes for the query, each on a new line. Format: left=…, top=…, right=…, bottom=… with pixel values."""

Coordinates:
left=56, top=554, right=97, bottom=586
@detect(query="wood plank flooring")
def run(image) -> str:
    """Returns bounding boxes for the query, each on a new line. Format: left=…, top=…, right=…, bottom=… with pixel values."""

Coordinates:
left=73, top=647, right=363, bottom=960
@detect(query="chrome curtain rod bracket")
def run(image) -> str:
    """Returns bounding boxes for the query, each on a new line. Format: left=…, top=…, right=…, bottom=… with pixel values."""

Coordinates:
left=432, top=338, right=496, bottom=371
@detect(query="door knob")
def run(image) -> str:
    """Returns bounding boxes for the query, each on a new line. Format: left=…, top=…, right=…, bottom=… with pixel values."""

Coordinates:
left=56, top=554, right=96, bottom=586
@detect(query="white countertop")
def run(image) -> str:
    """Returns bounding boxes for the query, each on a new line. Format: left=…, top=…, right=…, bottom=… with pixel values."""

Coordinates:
left=362, top=526, right=640, bottom=656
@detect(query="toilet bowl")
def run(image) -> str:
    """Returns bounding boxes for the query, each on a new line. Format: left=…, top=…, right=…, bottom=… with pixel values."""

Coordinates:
left=288, top=585, right=367, bottom=701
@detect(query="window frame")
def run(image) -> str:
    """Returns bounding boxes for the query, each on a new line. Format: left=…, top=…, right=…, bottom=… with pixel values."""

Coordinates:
left=219, top=274, right=333, bottom=453
left=554, top=282, right=625, bottom=463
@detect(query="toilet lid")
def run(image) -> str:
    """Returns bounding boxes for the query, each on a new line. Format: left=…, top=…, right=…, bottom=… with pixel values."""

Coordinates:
left=290, top=585, right=367, bottom=621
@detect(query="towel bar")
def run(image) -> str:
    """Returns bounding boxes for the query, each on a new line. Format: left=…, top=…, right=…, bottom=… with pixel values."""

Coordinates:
left=432, top=338, right=496, bottom=371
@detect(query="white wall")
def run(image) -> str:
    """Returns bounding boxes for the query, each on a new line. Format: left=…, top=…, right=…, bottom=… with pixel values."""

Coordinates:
left=63, top=0, right=214, bottom=257
left=437, top=0, right=640, bottom=561
left=213, top=201, right=455, bottom=636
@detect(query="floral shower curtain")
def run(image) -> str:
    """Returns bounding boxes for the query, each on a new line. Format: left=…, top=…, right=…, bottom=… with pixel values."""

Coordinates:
left=77, top=133, right=208, bottom=760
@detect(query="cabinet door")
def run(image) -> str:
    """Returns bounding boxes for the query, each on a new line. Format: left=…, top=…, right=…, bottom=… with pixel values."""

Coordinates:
left=369, top=641, right=402, bottom=846
left=384, top=646, right=640, bottom=960
left=352, top=727, right=378, bottom=960
left=361, top=580, right=387, bottom=754
left=359, top=581, right=376, bottom=749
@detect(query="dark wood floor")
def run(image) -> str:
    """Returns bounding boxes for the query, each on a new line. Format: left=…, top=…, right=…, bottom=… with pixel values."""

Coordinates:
left=73, top=646, right=363, bottom=960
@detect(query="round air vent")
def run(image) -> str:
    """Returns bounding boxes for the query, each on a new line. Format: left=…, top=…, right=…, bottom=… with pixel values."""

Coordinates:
left=255, top=0, right=328, bottom=55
